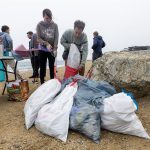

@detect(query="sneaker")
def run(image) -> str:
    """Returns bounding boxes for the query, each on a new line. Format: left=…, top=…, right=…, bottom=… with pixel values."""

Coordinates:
left=29, top=75, right=35, bottom=78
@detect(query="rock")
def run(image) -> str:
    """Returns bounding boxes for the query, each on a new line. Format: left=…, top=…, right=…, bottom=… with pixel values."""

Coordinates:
left=91, top=50, right=150, bottom=97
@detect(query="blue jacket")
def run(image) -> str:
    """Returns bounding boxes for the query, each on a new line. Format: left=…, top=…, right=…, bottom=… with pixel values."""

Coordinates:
left=0, top=32, right=13, bottom=51
left=92, top=36, right=105, bottom=54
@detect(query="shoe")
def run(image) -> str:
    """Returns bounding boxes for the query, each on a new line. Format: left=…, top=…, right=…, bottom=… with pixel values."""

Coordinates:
left=29, top=75, right=35, bottom=78
left=35, top=74, right=39, bottom=78
left=32, top=79, right=38, bottom=84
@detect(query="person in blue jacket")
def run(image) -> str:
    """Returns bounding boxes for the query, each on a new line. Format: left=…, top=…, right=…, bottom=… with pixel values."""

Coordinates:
left=0, top=25, right=22, bottom=79
left=92, top=31, right=105, bottom=61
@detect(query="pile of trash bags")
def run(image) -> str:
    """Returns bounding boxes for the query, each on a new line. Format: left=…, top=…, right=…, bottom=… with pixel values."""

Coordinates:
left=24, top=75, right=150, bottom=143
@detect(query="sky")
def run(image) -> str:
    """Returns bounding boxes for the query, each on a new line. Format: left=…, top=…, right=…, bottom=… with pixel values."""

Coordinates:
left=0, top=0, right=150, bottom=60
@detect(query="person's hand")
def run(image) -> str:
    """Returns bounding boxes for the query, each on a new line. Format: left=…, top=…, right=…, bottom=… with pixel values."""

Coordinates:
left=78, top=65, right=83, bottom=71
left=53, top=50, right=57, bottom=57
left=46, top=43, right=52, bottom=51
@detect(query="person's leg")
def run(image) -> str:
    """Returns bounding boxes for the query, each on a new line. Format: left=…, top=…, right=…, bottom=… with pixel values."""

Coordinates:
left=29, top=55, right=34, bottom=78
left=62, top=50, right=69, bottom=66
left=92, top=52, right=102, bottom=62
left=39, top=51, right=47, bottom=84
left=48, top=52, right=55, bottom=79
left=65, top=59, right=67, bottom=66
left=34, top=56, right=39, bottom=77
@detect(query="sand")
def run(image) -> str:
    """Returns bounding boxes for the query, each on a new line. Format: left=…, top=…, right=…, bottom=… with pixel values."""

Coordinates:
left=0, top=61, right=150, bottom=150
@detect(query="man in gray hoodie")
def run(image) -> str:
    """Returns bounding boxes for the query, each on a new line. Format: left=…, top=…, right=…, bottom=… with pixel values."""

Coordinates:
left=61, top=20, right=88, bottom=76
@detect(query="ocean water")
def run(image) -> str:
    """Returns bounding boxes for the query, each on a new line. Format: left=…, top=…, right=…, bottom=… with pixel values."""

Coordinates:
left=16, top=59, right=65, bottom=71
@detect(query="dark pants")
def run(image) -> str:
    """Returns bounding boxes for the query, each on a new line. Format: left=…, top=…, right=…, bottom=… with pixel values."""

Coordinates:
left=39, top=51, right=55, bottom=84
left=92, top=52, right=102, bottom=62
left=31, top=55, right=39, bottom=76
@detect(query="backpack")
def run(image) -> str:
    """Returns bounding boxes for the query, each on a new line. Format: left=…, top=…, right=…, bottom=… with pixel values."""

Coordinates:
left=102, top=40, right=105, bottom=48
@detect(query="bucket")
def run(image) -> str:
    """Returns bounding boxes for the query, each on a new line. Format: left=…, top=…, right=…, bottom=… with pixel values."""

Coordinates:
left=64, top=65, right=78, bottom=79
left=0, top=60, right=5, bottom=82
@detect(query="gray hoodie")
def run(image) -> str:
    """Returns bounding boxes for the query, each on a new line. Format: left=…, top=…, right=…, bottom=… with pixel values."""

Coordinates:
left=36, top=21, right=59, bottom=51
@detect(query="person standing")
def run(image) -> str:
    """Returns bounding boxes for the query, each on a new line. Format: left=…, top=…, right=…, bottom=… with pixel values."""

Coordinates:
left=0, top=25, right=22, bottom=79
left=61, top=20, right=88, bottom=76
left=92, top=31, right=105, bottom=61
left=27, top=31, right=39, bottom=78
left=36, top=9, right=59, bottom=84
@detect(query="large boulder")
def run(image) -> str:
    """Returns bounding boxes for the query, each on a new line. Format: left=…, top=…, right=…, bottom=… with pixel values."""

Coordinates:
left=91, top=50, right=150, bottom=98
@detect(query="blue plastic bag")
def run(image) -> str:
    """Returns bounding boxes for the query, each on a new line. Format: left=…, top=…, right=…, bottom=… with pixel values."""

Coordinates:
left=70, top=104, right=101, bottom=143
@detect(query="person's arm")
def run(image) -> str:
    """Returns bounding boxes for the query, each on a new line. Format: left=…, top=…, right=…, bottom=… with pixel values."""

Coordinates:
left=80, top=34, right=88, bottom=67
left=60, top=31, right=71, bottom=50
left=53, top=24, right=59, bottom=51
left=32, top=34, right=38, bottom=49
left=5, top=34, right=13, bottom=50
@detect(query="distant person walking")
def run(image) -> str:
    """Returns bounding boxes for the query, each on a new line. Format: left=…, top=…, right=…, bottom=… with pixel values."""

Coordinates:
left=36, top=9, right=59, bottom=84
left=0, top=25, right=22, bottom=79
left=61, top=20, right=88, bottom=76
left=27, top=31, right=39, bottom=78
left=92, top=31, right=105, bottom=61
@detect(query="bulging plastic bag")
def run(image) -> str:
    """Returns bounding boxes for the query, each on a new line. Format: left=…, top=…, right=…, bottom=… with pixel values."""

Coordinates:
left=70, top=104, right=101, bottom=143
left=7, top=80, right=29, bottom=101
left=67, top=44, right=80, bottom=68
left=35, top=82, right=78, bottom=142
left=24, top=79, right=61, bottom=130
left=64, top=44, right=80, bottom=78
left=101, top=92, right=150, bottom=139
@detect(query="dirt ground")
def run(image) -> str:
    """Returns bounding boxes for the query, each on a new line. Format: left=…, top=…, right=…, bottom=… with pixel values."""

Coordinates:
left=0, top=61, right=150, bottom=150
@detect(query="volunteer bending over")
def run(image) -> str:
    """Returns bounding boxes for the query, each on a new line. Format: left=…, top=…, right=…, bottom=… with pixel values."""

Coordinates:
left=61, top=20, right=88, bottom=76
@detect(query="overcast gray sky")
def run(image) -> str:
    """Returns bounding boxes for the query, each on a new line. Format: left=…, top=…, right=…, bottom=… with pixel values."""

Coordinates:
left=0, top=0, right=150, bottom=60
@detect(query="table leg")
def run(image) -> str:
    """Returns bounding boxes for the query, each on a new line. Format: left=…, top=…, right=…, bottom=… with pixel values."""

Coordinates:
left=14, top=61, right=18, bottom=80
left=2, top=83, right=6, bottom=95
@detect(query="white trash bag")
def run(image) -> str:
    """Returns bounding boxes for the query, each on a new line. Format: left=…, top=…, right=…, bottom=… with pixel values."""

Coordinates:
left=67, top=43, right=80, bottom=69
left=64, top=44, right=81, bottom=78
left=24, top=79, right=61, bottom=130
left=101, top=92, right=150, bottom=139
left=35, top=82, right=78, bottom=142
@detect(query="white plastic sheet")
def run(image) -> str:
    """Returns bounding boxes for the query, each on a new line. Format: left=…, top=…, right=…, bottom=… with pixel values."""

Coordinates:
left=35, top=82, right=78, bottom=142
left=24, top=79, right=61, bottom=129
left=101, top=92, right=150, bottom=139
